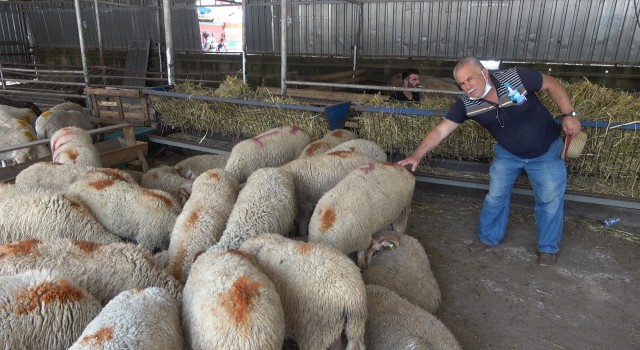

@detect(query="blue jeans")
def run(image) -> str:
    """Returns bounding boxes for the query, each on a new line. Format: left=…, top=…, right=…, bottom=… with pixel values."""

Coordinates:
left=478, top=138, right=567, bottom=253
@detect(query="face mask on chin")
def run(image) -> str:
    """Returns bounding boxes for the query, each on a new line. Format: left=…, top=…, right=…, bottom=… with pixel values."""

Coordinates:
left=468, top=70, right=492, bottom=100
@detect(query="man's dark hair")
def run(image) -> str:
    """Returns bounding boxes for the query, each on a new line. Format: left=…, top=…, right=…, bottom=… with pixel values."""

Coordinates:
left=402, top=69, right=420, bottom=80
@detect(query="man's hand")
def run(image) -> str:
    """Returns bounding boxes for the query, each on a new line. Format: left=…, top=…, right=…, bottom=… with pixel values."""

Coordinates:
left=397, top=155, right=421, bottom=172
left=562, top=116, right=582, bottom=136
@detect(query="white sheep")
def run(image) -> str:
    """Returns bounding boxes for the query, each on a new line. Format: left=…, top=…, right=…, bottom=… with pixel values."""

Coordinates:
left=0, top=239, right=183, bottom=305
left=50, top=126, right=101, bottom=167
left=361, top=232, right=441, bottom=313
left=215, top=167, right=296, bottom=250
left=182, top=249, right=285, bottom=350
left=49, top=101, right=85, bottom=113
left=35, top=109, right=94, bottom=140
left=0, top=269, right=103, bottom=350
left=0, top=118, right=50, bottom=164
left=141, top=164, right=194, bottom=201
left=15, top=162, right=137, bottom=194
left=281, top=150, right=376, bottom=235
left=69, top=287, right=184, bottom=350
left=0, top=183, right=121, bottom=245
left=240, top=233, right=367, bottom=350
left=167, top=169, right=239, bottom=282
left=65, top=178, right=181, bottom=253
left=364, top=284, right=462, bottom=350
left=308, top=161, right=415, bottom=255
left=224, top=125, right=311, bottom=183
left=325, top=138, right=388, bottom=161
left=0, top=105, right=37, bottom=126
left=298, top=128, right=357, bottom=158
left=174, top=153, right=229, bottom=177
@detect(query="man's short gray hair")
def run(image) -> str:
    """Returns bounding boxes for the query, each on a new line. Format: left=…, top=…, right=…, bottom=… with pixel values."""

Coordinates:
left=453, top=57, right=485, bottom=79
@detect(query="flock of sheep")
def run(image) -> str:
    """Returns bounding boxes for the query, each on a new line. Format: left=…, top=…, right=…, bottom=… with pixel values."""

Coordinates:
left=0, top=100, right=463, bottom=350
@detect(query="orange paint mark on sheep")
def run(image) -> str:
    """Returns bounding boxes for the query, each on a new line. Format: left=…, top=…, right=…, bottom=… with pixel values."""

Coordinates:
left=226, top=250, right=259, bottom=267
left=187, top=209, right=200, bottom=228
left=297, top=243, right=313, bottom=255
left=21, top=130, right=36, bottom=141
left=47, top=162, right=63, bottom=166
left=169, top=246, right=186, bottom=281
left=305, top=141, right=329, bottom=156
left=16, top=119, right=29, bottom=128
left=359, top=163, right=376, bottom=174
left=327, top=150, right=352, bottom=158
left=151, top=172, right=159, bottom=179
left=330, top=130, right=344, bottom=137
left=251, top=130, right=280, bottom=147
left=0, top=239, right=40, bottom=259
left=141, top=189, right=174, bottom=207
left=207, top=171, right=220, bottom=180
left=71, top=240, right=103, bottom=254
left=319, top=208, right=337, bottom=233
left=64, top=149, right=79, bottom=162
left=41, top=111, right=53, bottom=118
left=79, top=327, right=114, bottom=345
left=13, top=279, right=86, bottom=315
left=94, top=169, right=130, bottom=182
left=220, top=276, right=262, bottom=329
left=90, top=179, right=115, bottom=190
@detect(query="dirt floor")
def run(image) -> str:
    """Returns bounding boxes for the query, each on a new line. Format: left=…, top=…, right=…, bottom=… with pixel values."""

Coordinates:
left=149, top=147, right=640, bottom=350
left=409, top=183, right=640, bottom=350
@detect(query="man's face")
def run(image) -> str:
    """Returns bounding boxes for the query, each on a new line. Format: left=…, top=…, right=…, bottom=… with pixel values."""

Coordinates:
left=404, top=74, right=420, bottom=88
left=455, top=65, right=488, bottom=99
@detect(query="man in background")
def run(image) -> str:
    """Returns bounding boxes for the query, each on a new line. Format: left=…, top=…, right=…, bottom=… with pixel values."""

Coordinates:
left=390, top=69, right=421, bottom=102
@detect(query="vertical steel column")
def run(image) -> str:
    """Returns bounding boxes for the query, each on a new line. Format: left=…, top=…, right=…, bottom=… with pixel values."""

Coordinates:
left=93, top=0, right=105, bottom=85
left=163, top=0, right=175, bottom=85
left=353, top=3, right=363, bottom=71
left=280, top=0, right=287, bottom=96
left=74, top=0, right=90, bottom=86
left=242, top=0, right=247, bottom=83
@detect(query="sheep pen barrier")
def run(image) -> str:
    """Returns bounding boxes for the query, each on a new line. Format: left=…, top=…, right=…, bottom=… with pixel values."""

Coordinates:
left=145, top=88, right=640, bottom=207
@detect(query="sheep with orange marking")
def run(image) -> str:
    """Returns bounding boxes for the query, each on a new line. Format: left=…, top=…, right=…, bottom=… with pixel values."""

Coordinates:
left=0, top=239, right=182, bottom=305
left=325, top=138, right=388, bottom=161
left=15, top=162, right=137, bottom=194
left=35, top=107, right=93, bottom=140
left=224, top=125, right=311, bottom=183
left=0, top=183, right=121, bottom=245
left=69, top=287, right=184, bottom=350
left=66, top=178, right=181, bottom=253
left=297, top=128, right=357, bottom=158
left=364, top=284, right=462, bottom=350
left=0, top=105, right=37, bottom=126
left=215, top=167, right=296, bottom=250
left=0, top=269, right=103, bottom=350
left=50, top=126, right=101, bottom=167
left=174, top=153, right=229, bottom=177
left=182, top=249, right=285, bottom=350
left=0, top=115, right=50, bottom=164
left=141, top=164, right=195, bottom=202
left=280, top=150, right=377, bottom=236
left=239, top=233, right=367, bottom=350
left=167, top=169, right=239, bottom=283
left=361, top=232, right=441, bottom=313
left=308, top=161, right=415, bottom=255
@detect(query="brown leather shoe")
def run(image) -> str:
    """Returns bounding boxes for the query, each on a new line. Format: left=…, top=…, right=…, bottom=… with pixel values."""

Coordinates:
left=469, top=240, right=491, bottom=252
left=538, top=252, right=557, bottom=266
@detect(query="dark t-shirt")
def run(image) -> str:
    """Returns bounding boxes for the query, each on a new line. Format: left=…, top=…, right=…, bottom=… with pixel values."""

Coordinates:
left=445, top=67, right=560, bottom=159
left=390, top=91, right=420, bottom=102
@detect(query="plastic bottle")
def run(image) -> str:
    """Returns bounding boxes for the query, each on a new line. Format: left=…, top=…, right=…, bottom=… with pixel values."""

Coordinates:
left=504, top=82, right=527, bottom=104
left=601, top=217, right=621, bottom=227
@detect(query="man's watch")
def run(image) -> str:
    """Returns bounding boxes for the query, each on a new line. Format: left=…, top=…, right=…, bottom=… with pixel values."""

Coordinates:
left=562, top=111, right=577, bottom=117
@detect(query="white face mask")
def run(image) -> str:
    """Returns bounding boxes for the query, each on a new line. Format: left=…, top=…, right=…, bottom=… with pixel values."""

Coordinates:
left=468, top=70, right=492, bottom=100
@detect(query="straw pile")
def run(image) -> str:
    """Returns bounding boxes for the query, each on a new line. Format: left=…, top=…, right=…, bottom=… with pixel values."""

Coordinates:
left=357, top=78, right=640, bottom=198
left=357, top=92, right=494, bottom=161
left=152, top=77, right=328, bottom=140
